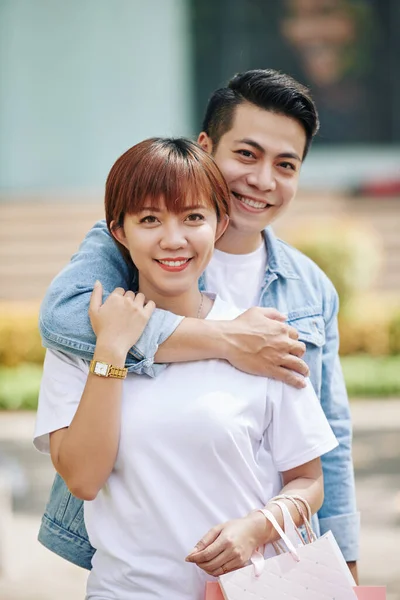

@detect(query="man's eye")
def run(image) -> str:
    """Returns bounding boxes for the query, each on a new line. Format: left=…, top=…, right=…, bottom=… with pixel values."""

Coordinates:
left=237, top=150, right=255, bottom=159
left=140, top=215, right=159, bottom=223
left=186, top=213, right=205, bottom=222
left=279, top=162, right=296, bottom=171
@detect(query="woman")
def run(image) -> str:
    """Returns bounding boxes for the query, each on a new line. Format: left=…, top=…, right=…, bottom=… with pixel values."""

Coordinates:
left=34, top=138, right=337, bottom=599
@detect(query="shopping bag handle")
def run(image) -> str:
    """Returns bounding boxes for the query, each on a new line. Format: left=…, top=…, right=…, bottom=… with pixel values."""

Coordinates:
left=255, top=508, right=300, bottom=565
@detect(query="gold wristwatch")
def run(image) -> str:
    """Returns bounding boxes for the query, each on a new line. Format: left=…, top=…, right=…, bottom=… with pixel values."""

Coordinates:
left=89, top=360, right=128, bottom=379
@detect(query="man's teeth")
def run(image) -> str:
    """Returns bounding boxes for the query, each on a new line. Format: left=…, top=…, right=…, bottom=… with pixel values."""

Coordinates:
left=236, top=195, right=267, bottom=209
left=158, top=259, right=189, bottom=267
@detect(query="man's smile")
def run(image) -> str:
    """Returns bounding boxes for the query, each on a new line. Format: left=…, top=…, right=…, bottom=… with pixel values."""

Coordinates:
left=231, top=191, right=272, bottom=212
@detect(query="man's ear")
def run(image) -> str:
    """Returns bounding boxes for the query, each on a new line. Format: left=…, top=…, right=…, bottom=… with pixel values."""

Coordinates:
left=110, top=220, right=129, bottom=250
left=215, top=214, right=229, bottom=242
left=197, top=132, right=213, bottom=154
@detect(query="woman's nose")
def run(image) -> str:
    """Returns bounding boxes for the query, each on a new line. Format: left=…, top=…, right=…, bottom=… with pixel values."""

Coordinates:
left=159, top=224, right=187, bottom=250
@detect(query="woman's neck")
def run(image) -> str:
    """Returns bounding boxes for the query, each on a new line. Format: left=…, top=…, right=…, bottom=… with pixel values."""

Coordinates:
left=138, top=281, right=212, bottom=319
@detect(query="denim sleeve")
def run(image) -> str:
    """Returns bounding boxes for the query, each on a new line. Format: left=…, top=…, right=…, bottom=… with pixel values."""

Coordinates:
left=317, top=287, right=360, bottom=561
left=39, top=220, right=183, bottom=377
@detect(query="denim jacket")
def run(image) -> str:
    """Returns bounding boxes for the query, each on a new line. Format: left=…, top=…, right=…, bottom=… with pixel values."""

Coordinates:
left=38, top=220, right=359, bottom=569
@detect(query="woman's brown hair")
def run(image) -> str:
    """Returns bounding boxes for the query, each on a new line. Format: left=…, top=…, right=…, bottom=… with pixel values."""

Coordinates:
left=105, top=138, right=230, bottom=237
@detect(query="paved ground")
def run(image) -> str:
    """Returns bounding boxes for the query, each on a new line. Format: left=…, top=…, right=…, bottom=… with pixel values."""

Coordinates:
left=0, top=400, right=398, bottom=599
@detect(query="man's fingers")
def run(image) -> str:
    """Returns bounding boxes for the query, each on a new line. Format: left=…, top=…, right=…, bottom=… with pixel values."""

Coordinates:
left=273, top=366, right=307, bottom=389
left=259, top=308, right=288, bottom=322
left=289, top=339, right=306, bottom=357
left=282, top=355, right=309, bottom=377
left=287, top=325, right=299, bottom=340
left=89, top=280, right=103, bottom=312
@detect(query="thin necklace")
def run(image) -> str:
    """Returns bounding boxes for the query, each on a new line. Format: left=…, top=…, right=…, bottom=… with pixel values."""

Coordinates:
left=197, top=293, right=204, bottom=318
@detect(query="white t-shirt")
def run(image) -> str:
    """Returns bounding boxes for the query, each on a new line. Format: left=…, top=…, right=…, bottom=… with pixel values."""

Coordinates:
left=34, top=296, right=337, bottom=600
left=206, top=243, right=267, bottom=308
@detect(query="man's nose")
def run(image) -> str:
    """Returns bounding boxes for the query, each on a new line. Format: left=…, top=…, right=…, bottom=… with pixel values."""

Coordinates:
left=247, top=164, right=276, bottom=192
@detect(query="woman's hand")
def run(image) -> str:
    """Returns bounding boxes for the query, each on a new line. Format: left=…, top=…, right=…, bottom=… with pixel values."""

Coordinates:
left=185, top=512, right=271, bottom=576
left=89, top=281, right=155, bottom=357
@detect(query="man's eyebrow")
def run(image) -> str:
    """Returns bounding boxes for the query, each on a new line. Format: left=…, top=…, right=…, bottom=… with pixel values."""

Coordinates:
left=234, top=138, right=265, bottom=153
left=234, top=138, right=302, bottom=161
left=277, top=152, right=302, bottom=162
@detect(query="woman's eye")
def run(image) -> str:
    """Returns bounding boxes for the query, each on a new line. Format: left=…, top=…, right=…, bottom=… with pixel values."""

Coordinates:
left=186, top=213, right=204, bottom=222
left=140, top=215, right=159, bottom=224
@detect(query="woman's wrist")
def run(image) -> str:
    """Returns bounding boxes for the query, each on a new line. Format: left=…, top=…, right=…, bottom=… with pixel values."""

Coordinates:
left=244, top=510, right=273, bottom=547
left=93, top=340, right=128, bottom=367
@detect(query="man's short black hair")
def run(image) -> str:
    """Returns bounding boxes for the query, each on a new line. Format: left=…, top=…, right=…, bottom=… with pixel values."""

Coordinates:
left=202, top=69, right=320, bottom=159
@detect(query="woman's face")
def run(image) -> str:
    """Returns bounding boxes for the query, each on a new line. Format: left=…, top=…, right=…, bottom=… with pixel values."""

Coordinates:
left=113, top=196, right=227, bottom=301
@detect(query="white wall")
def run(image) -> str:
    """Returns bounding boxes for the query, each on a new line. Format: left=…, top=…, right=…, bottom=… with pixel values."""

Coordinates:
left=0, top=0, right=193, bottom=192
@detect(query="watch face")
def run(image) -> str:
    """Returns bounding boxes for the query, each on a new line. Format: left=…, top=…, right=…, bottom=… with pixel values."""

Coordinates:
left=94, top=362, right=108, bottom=376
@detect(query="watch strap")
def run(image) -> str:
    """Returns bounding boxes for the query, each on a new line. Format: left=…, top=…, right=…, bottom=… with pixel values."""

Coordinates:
left=108, top=365, right=128, bottom=379
left=89, top=360, right=128, bottom=379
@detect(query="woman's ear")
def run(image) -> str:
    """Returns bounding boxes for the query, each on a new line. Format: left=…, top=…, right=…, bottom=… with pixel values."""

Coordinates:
left=215, top=214, right=229, bottom=242
left=110, top=220, right=129, bottom=250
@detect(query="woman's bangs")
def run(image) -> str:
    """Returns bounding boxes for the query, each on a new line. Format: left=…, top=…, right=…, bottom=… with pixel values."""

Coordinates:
left=132, top=156, right=218, bottom=214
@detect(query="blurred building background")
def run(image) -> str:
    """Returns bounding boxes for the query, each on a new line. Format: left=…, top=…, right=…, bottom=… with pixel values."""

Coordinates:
left=0, top=0, right=399, bottom=300
left=0, top=0, right=399, bottom=598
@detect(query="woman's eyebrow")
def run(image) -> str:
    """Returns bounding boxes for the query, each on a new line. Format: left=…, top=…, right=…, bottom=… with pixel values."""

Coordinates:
left=140, top=204, right=208, bottom=212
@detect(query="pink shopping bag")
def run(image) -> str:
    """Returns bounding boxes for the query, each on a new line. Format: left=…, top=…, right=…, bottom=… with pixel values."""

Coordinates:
left=205, top=582, right=224, bottom=600
left=206, top=582, right=386, bottom=599
left=354, top=588, right=386, bottom=600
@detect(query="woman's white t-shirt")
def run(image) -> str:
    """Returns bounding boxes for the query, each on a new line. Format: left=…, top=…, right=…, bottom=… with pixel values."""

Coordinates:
left=34, top=296, right=337, bottom=600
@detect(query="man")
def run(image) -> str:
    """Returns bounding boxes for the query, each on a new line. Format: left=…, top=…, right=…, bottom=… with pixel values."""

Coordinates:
left=38, top=69, right=359, bottom=579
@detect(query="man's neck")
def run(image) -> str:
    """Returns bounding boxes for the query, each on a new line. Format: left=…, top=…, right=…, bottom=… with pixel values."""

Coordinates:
left=215, top=227, right=263, bottom=255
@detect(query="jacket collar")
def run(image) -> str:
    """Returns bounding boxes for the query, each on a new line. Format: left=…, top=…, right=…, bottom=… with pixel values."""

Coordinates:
left=263, top=227, right=300, bottom=280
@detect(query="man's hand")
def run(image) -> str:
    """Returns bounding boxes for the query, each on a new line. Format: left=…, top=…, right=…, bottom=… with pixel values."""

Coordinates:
left=221, top=307, right=309, bottom=388
left=185, top=513, right=270, bottom=576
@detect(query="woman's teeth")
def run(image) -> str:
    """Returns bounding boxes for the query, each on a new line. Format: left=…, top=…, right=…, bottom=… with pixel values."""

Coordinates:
left=158, top=259, right=189, bottom=267
left=235, top=194, right=267, bottom=209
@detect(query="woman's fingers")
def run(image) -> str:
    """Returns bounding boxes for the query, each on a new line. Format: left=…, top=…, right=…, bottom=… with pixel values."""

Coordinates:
left=89, top=281, right=103, bottom=313
left=186, top=525, right=223, bottom=562
left=124, top=290, right=136, bottom=300
left=192, top=548, right=231, bottom=574
left=111, top=287, right=126, bottom=296
left=212, top=556, right=243, bottom=576
left=143, top=300, right=156, bottom=317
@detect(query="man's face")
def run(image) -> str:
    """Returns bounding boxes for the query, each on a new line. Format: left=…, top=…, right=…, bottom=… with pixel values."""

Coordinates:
left=198, top=102, right=306, bottom=236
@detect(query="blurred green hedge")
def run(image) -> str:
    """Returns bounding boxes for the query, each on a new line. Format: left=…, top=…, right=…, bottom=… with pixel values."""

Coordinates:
left=1, top=355, right=399, bottom=411
left=0, top=302, right=45, bottom=367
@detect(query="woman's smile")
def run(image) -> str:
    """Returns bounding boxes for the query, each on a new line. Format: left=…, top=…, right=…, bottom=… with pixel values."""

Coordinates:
left=154, top=257, right=194, bottom=272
